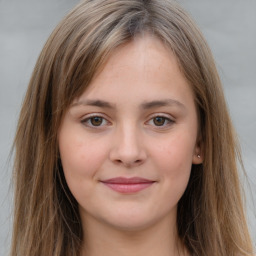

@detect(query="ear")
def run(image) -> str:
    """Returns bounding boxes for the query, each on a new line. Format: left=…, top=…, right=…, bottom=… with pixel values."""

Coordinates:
left=192, top=138, right=204, bottom=164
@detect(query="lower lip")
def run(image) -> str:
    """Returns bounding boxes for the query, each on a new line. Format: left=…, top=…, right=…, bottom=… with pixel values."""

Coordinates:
left=101, top=182, right=155, bottom=194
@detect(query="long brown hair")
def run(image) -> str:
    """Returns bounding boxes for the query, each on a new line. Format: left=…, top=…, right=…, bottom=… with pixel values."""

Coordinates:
left=11, top=0, right=254, bottom=255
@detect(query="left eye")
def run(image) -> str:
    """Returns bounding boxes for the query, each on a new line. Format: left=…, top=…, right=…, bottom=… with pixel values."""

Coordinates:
left=148, top=116, right=174, bottom=127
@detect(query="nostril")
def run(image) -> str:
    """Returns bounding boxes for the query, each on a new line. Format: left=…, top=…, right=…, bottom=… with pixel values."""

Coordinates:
left=113, top=158, right=143, bottom=167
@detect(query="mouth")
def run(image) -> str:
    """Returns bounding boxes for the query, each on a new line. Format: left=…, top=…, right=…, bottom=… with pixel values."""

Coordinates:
left=100, top=177, right=156, bottom=194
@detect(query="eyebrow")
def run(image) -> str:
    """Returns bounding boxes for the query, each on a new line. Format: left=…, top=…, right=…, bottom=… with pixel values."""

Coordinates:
left=71, top=99, right=186, bottom=110
left=140, top=99, right=186, bottom=110
left=71, top=99, right=115, bottom=109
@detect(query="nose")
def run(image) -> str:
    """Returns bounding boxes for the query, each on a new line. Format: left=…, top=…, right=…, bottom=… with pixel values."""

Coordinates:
left=109, top=124, right=147, bottom=168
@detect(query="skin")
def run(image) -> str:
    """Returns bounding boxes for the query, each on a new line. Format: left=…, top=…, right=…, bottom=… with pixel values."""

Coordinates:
left=58, top=34, right=203, bottom=256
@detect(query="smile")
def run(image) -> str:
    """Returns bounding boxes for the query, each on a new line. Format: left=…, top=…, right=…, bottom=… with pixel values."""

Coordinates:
left=100, top=177, right=156, bottom=194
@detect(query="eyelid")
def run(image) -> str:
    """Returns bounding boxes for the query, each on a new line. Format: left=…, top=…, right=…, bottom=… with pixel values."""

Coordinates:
left=147, top=112, right=175, bottom=120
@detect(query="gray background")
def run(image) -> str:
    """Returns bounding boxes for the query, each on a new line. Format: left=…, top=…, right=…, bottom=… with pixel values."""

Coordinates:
left=0, top=0, right=255, bottom=255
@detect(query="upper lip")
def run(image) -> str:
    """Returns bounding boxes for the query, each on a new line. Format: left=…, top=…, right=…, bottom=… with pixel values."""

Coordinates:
left=101, top=177, right=155, bottom=184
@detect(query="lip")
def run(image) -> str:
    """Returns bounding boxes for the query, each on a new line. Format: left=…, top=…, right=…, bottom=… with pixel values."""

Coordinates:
left=100, top=177, right=156, bottom=194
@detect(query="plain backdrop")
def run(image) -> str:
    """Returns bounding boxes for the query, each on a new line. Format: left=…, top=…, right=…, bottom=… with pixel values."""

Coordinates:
left=0, top=0, right=255, bottom=255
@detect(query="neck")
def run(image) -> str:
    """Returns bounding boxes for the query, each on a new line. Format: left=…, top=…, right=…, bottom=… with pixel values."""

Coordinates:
left=80, top=213, right=188, bottom=256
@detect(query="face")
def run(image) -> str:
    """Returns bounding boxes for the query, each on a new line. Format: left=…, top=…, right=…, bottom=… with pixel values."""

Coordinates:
left=58, top=35, right=202, bottom=232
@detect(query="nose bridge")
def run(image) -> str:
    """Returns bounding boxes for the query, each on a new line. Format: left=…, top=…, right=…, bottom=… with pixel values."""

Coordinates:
left=109, top=120, right=146, bottom=167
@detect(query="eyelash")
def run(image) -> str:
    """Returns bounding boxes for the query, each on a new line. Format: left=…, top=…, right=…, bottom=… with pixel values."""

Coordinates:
left=80, top=114, right=175, bottom=129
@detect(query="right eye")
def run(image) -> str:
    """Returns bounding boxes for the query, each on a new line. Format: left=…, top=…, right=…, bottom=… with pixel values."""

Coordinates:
left=81, top=115, right=109, bottom=128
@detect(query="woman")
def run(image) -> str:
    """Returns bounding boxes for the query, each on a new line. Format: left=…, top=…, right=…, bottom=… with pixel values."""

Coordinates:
left=11, top=0, right=254, bottom=255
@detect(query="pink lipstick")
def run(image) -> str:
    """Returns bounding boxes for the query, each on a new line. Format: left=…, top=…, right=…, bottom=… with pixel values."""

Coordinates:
left=101, top=177, right=155, bottom=194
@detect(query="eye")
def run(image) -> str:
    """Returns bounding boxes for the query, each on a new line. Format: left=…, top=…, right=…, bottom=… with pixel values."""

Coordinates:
left=81, top=115, right=109, bottom=127
left=147, top=115, right=174, bottom=127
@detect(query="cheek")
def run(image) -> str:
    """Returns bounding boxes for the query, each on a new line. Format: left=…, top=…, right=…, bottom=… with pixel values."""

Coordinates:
left=152, top=132, right=194, bottom=189
left=58, top=132, right=110, bottom=205
left=58, top=130, right=108, bottom=183
left=158, top=132, right=194, bottom=162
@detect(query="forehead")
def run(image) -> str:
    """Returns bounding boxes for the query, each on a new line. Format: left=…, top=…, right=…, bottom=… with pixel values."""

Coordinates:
left=72, top=34, right=195, bottom=112
left=95, top=35, right=179, bottom=81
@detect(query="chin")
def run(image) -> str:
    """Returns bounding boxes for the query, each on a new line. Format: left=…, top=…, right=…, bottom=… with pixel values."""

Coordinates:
left=105, top=218, right=157, bottom=232
left=98, top=208, right=171, bottom=233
